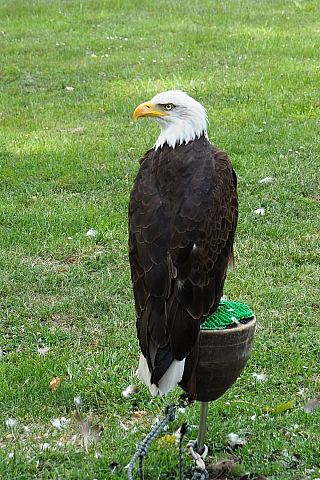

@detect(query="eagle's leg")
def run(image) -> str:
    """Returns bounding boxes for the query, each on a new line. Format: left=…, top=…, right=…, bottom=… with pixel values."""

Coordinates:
left=178, top=336, right=200, bottom=404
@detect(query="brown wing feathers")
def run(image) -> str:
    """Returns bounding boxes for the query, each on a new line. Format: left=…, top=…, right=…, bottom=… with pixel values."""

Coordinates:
left=129, top=136, right=238, bottom=386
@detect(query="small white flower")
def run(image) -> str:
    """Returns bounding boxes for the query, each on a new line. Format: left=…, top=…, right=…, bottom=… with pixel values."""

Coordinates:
left=86, top=228, right=98, bottom=237
left=65, top=86, right=74, bottom=91
left=5, top=418, right=17, bottom=428
left=252, top=372, right=268, bottom=382
left=251, top=414, right=257, bottom=421
left=254, top=208, right=265, bottom=215
left=8, top=452, right=14, bottom=458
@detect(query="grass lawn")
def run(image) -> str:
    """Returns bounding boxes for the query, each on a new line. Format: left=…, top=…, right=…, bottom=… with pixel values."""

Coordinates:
left=0, top=0, right=319, bottom=478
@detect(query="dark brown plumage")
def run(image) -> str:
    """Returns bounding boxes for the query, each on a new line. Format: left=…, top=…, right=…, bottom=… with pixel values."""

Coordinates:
left=129, top=130, right=238, bottom=398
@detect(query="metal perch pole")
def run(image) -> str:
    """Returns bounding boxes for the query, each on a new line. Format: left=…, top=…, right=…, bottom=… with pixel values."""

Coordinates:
left=196, top=401, right=209, bottom=454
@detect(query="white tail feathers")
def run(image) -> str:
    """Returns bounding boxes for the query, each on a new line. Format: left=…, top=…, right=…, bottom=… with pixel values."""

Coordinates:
left=137, top=353, right=185, bottom=397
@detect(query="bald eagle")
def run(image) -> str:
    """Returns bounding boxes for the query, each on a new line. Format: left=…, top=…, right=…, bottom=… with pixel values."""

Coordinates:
left=129, top=90, right=238, bottom=399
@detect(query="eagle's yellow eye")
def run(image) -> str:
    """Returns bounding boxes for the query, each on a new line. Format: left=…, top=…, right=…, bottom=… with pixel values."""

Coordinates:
left=163, top=103, right=174, bottom=111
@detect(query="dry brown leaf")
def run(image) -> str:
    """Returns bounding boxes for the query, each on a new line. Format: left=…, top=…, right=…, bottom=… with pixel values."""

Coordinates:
left=120, top=410, right=148, bottom=431
left=50, top=376, right=65, bottom=392
left=207, top=458, right=236, bottom=477
left=133, top=410, right=147, bottom=418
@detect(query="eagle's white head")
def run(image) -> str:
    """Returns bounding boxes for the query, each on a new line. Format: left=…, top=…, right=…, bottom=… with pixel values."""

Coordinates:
left=133, top=90, right=208, bottom=150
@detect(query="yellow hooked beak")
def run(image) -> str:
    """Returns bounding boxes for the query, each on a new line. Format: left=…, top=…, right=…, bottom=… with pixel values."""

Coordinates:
left=133, top=102, right=169, bottom=121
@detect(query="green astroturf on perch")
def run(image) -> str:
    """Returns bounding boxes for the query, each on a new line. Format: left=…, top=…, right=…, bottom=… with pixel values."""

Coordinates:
left=201, top=301, right=254, bottom=330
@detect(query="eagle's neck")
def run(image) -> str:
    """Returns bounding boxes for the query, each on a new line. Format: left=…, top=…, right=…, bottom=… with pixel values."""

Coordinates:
left=153, top=111, right=208, bottom=150
left=155, top=129, right=209, bottom=150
